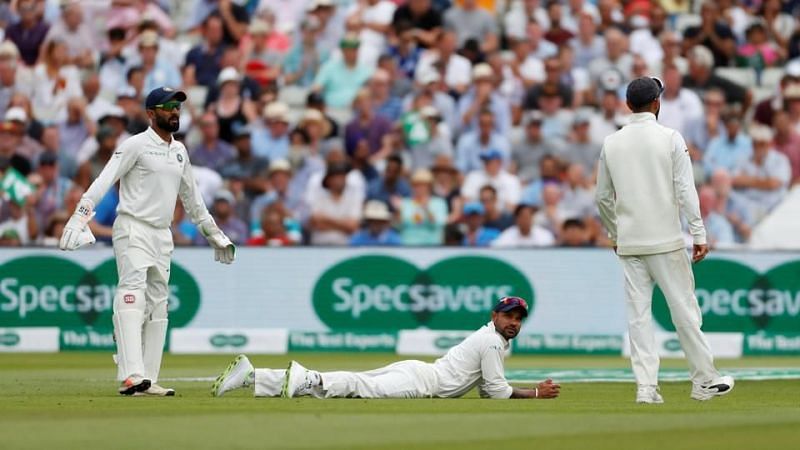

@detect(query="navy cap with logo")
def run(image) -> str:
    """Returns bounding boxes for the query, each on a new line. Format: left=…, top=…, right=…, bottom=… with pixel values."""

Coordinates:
left=493, top=296, right=529, bottom=317
left=145, top=86, right=187, bottom=110
left=626, top=77, right=664, bottom=109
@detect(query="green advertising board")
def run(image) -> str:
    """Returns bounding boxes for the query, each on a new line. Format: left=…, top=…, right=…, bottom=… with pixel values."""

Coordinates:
left=312, top=255, right=534, bottom=331
left=0, top=256, right=201, bottom=328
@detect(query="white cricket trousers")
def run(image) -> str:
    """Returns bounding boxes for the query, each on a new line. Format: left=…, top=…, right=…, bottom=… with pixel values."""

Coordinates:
left=254, top=361, right=440, bottom=398
left=620, top=248, right=719, bottom=386
left=112, top=214, right=173, bottom=382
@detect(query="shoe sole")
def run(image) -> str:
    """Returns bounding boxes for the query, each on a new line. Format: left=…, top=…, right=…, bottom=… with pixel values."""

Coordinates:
left=211, top=354, right=246, bottom=397
left=280, top=361, right=293, bottom=398
left=636, top=399, right=664, bottom=404
left=133, top=389, right=176, bottom=397
left=119, top=379, right=151, bottom=396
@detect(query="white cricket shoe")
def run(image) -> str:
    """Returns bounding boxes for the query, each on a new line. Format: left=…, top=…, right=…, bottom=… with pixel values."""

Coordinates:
left=212, top=354, right=254, bottom=397
left=133, top=384, right=176, bottom=397
left=691, top=375, right=735, bottom=401
left=281, top=360, right=320, bottom=398
left=119, top=375, right=151, bottom=395
left=636, top=385, right=664, bottom=404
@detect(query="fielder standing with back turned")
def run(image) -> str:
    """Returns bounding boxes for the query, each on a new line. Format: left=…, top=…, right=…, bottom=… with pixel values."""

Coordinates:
left=59, top=87, right=236, bottom=396
left=595, top=77, right=734, bottom=404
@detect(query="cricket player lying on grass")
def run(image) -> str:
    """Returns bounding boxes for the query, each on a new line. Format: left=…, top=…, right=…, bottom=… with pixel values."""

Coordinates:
left=212, top=297, right=561, bottom=399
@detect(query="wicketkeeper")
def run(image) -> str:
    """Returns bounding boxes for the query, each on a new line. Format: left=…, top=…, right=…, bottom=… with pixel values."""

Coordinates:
left=212, top=297, right=561, bottom=400
left=59, top=87, right=236, bottom=396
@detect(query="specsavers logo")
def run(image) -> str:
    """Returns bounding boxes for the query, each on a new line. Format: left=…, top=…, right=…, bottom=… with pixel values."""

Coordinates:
left=313, top=255, right=534, bottom=330
left=653, top=259, right=800, bottom=333
left=0, top=331, right=20, bottom=346
left=0, top=256, right=201, bottom=328
left=209, top=333, right=248, bottom=348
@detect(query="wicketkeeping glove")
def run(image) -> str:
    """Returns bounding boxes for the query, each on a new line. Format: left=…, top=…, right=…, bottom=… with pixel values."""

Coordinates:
left=198, top=218, right=236, bottom=264
left=59, top=198, right=97, bottom=251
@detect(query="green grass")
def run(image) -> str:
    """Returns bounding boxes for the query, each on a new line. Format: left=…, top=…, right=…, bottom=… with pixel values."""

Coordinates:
left=1, top=353, right=799, bottom=450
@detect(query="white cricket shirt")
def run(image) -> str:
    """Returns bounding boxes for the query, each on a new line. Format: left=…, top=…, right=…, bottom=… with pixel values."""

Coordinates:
left=433, top=322, right=513, bottom=399
left=83, top=127, right=212, bottom=229
left=595, top=112, right=706, bottom=255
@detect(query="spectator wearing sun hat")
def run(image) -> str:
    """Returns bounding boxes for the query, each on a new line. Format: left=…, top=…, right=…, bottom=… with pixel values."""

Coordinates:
left=350, top=200, right=402, bottom=246
left=400, top=168, right=448, bottom=246
left=137, top=30, right=181, bottom=96
left=252, top=102, right=291, bottom=161
left=457, top=63, right=511, bottom=136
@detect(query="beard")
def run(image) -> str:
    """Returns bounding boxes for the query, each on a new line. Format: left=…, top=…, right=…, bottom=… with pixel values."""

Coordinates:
left=155, top=114, right=180, bottom=132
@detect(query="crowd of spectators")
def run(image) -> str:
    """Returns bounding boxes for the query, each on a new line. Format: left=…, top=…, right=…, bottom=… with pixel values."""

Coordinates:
left=0, top=0, right=798, bottom=248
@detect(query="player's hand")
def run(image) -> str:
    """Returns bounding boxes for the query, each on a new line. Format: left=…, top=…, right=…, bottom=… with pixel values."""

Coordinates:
left=199, top=218, right=236, bottom=264
left=536, top=379, right=561, bottom=399
left=692, top=244, right=709, bottom=263
left=59, top=199, right=96, bottom=251
left=208, top=233, right=236, bottom=264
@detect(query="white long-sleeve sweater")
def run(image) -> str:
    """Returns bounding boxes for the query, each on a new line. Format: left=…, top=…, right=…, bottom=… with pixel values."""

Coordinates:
left=595, top=112, right=706, bottom=256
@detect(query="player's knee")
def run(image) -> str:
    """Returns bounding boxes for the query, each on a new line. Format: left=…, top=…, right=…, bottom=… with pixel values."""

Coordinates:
left=149, top=300, right=168, bottom=320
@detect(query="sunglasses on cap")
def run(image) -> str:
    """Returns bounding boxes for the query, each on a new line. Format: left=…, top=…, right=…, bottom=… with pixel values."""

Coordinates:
left=153, top=101, right=182, bottom=111
left=493, top=296, right=529, bottom=316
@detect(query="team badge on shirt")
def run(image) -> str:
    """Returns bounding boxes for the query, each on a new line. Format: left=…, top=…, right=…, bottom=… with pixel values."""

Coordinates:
left=176, top=153, right=183, bottom=163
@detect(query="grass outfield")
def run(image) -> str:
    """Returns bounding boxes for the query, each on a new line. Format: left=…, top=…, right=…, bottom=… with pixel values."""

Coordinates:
left=1, top=353, right=799, bottom=450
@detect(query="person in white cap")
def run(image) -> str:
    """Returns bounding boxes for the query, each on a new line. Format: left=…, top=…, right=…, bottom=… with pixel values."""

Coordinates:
left=252, top=101, right=291, bottom=161
left=596, top=76, right=734, bottom=404
left=138, top=30, right=181, bottom=95
left=349, top=199, right=401, bottom=246
left=0, top=41, right=21, bottom=117
left=457, top=63, right=511, bottom=136
left=59, top=87, right=236, bottom=397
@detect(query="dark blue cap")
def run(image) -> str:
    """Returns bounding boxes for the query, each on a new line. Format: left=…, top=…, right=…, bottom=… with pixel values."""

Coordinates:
left=493, top=296, right=529, bottom=317
left=626, top=77, right=664, bottom=109
left=145, top=86, right=187, bottom=109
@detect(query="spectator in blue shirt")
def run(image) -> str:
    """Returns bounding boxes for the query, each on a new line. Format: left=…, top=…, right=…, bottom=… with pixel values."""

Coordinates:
left=455, top=109, right=511, bottom=173
left=252, top=101, right=291, bottom=161
left=137, top=31, right=182, bottom=95
left=461, top=201, right=500, bottom=246
left=456, top=63, right=512, bottom=136
left=387, top=20, right=423, bottom=80
left=704, top=112, right=753, bottom=176
left=370, top=69, right=404, bottom=122
left=367, top=154, right=412, bottom=209
left=184, top=13, right=227, bottom=88
left=350, top=200, right=402, bottom=246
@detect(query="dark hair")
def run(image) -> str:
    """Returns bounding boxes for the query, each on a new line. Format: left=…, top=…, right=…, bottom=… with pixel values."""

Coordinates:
left=514, top=203, right=537, bottom=217
left=479, top=184, right=497, bottom=197
left=289, top=127, right=311, bottom=144
left=387, top=154, right=403, bottom=167
left=562, top=218, right=586, bottom=230
left=126, top=65, right=144, bottom=82
left=204, top=12, right=223, bottom=27
left=108, top=27, right=126, bottom=41
left=443, top=223, right=464, bottom=246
